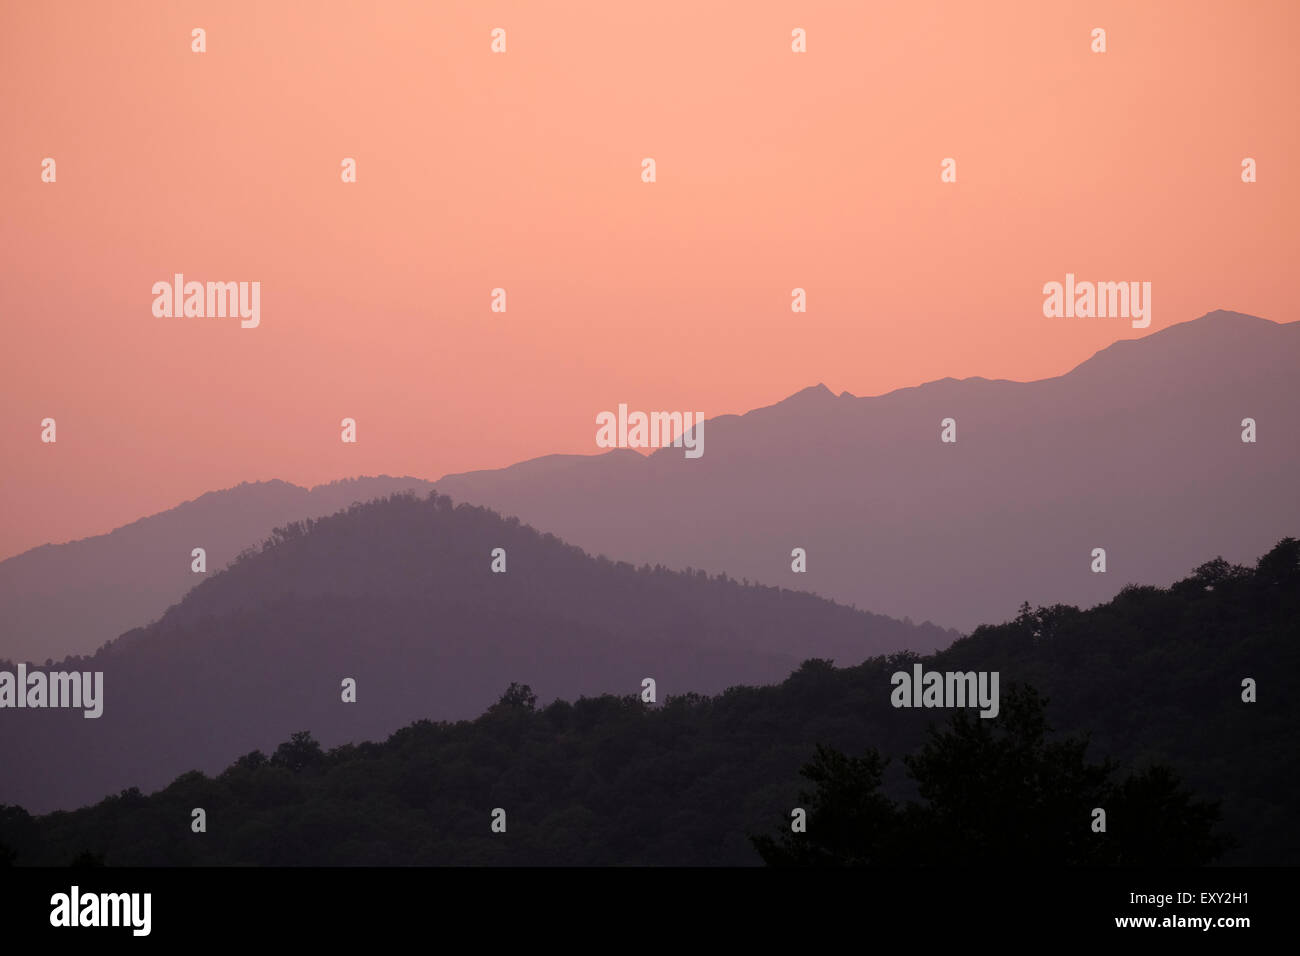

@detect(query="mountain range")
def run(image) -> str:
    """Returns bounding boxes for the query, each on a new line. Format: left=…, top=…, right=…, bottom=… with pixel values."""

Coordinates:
left=0, top=492, right=952, bottom=812
left=1, top=310, right=1295, bottom=665
left=4, top=535, right=1295, bottom=864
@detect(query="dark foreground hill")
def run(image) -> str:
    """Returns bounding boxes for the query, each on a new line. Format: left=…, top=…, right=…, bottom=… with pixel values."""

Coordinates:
left=2, top=538, right=1294, bottom=866
left=0, top=492, right=953, bottom=813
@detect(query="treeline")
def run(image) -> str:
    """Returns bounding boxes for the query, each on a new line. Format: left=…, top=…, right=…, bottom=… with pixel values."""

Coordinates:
left=1, top=538, right=1295, bottom=866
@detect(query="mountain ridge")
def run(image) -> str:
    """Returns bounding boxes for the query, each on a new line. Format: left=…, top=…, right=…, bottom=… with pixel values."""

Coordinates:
left=0, top=491, right=956, bottom=813
left=1, top=309, right=1294, bottom=662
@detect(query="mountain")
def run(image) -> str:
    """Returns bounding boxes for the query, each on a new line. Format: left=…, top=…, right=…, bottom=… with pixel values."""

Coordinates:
left=3, top=538, right=1294, bottom=866
left=435, top=310, right=1300, bottom=632
left=0, top=477, right=435, bottom=663
left=0, top=493, right=954, bottom=813
left=3, top=310, right=1295, bottom=663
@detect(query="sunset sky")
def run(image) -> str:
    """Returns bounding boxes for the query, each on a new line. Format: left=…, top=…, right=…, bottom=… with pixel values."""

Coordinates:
left=2, top=0, right=1297, bottom=559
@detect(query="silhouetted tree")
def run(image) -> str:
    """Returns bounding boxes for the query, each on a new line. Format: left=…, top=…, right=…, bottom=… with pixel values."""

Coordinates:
left=1256, top=537, right=1300, bottom=586
left=751, top=744, right=899, bottom=865
left=755, top=684, right=1227, bottom=866
left=232, top=750, right=268, bottom=771
left=271, top=731, right=324, bottom=772
left=1107, top=764, right=1232, bottom=864
left=489, top=682, right=537, bottom=715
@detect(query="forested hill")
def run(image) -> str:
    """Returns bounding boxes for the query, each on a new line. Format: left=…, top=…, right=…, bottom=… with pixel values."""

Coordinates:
left=2, top=538, right=1294, bottom=866
left=0, top=492, right=953, bottom=813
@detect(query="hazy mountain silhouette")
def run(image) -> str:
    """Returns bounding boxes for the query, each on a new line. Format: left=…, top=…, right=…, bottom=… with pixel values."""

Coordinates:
left=2, top=310, right=1295, bottom=664
left=0, top=492, right=954, bottom=812
left=435, top=311, right=1300, bottom=632
left=4, top=538, right=1293, bottom=865
left=0, top=477, right=434, bottom=663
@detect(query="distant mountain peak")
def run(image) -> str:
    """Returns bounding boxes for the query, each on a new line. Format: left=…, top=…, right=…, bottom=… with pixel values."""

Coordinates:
left=1189, top=309, right=1273, bottom=325
left=782, top=383, right=837, bottom=404
left=1065, top=309, right=1292, bottom=379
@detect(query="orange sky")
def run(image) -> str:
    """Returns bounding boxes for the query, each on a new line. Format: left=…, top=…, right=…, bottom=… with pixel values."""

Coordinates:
left=2, top=0, right=1297, bottom=560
